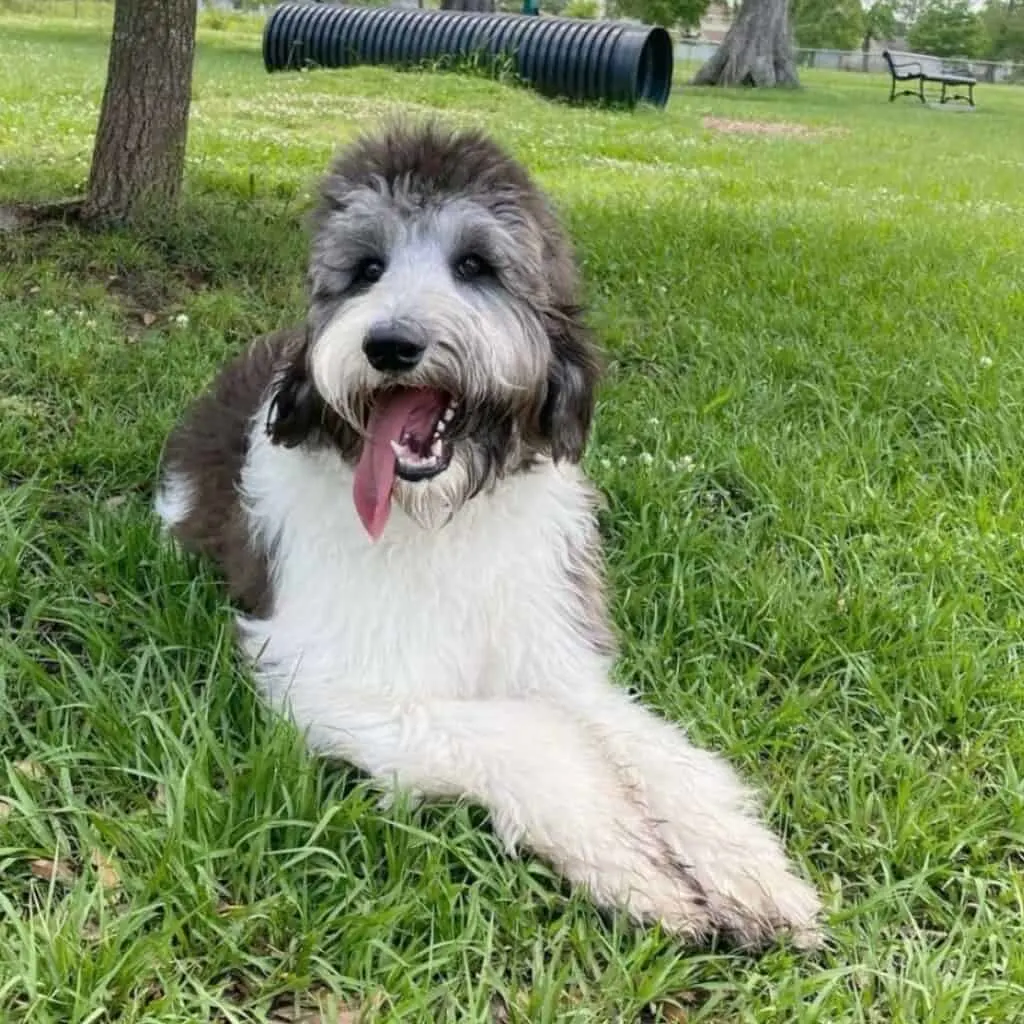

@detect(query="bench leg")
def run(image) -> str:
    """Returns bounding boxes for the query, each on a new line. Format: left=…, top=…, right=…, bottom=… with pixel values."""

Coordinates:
left=939, top=84, right=977, bottom=107
left=888, top=76, right=931, bottom=105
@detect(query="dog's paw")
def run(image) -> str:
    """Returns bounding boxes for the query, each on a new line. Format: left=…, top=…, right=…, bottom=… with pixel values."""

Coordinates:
left=582, top=844, right=717, bottom=944
left=699, top=854, right=824, bottom=953
left=541, top=822, right=716, bottom=944
left=595, top=725, right=825, bottom=952
left=654, top=816, right=824, bottom=952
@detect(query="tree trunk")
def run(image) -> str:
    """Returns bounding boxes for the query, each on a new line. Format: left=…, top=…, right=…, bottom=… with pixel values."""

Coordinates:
left=440, top=0, right=496, bottom=10
left=80, top=0, right=198, bottom=224
left=861, top=34, right=870, bottom=73
left=693, top=0, right=799, bottom=86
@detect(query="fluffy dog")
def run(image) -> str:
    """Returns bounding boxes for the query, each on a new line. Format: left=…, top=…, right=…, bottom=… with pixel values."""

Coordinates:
left=155, top=121, right=822, bottom=950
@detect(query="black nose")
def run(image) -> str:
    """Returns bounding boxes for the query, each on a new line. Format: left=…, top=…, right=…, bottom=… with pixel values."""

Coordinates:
left=362, top=328, right=426, bottom=373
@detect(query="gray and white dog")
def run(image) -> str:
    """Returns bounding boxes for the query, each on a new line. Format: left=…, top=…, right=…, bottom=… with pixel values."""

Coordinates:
left=155, top=120, right=822, bottom=951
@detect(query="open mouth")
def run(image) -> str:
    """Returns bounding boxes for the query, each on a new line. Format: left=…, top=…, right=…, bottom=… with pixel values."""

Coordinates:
left=390, top=392, right=457, bottom=482
left=352, top=386, right=460, bottom=541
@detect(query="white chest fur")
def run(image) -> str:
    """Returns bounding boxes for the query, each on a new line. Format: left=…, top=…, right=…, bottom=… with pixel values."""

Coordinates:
left=158, top=402, right=822, bottom=952
left=236, top=410, right=599, bottom=717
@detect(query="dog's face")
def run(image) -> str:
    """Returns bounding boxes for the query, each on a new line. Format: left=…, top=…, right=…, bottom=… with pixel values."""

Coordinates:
left=267, top=122, right=601, bottom=540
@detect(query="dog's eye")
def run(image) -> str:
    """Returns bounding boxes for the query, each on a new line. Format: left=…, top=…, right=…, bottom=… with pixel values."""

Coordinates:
left=355, top=258, right=386, bottom=286
left=454, top=253, right=493, bottom=282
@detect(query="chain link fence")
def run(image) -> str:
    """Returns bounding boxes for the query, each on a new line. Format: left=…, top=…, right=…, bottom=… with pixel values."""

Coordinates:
left=6, top=1, right=1023, bottom=85
left=675, top=39, right=1024, bottom=84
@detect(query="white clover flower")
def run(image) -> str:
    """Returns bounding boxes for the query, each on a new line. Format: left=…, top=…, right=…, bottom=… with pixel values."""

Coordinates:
left=639, top=452, right=654, bottom=466
left=979, top=355, right=993, bottom=369
left=174, top=313, right=190, bottom=327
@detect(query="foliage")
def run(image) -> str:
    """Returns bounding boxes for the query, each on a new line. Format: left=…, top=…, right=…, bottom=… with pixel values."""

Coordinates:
left=893, top=0, right=928, bottom=32
left=791, top=0, right=898, bottom=52
left=907, top=0, right=987, bottom=56
left=792, top=0, right=863, bottom=50
left=608, top=0, right=709, bottom=31
left=861, top=0, right=897, bottom=50
left=981, top=0, right=1024, bottom=61
left=4, top=13, right=1024, bottom=1024
left=564, top=0, right=599, bottom=16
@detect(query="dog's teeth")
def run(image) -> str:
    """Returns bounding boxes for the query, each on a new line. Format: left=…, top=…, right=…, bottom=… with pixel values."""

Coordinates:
left=435, top=420, right=446, bottom=435
left=390, top=440, right=406, bottom=458
left=443, top=407, right=455, bottom=423
left=430, top=438, right=442, bottom=458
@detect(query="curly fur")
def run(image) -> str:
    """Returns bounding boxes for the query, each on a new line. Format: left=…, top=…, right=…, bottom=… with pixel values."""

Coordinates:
left=154, top=119, right=822, bottom=952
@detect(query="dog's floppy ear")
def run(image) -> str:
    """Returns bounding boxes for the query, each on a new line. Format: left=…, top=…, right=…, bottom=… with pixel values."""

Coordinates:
left=540, top=307, right=602, bottom=463
left=266, top=329, right=323, bottom=448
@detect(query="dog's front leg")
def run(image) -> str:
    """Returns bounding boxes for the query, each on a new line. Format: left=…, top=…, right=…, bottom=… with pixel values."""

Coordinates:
left=296, top=696, right=713, bottom=941
left=549, top=669, right=824, bottom=952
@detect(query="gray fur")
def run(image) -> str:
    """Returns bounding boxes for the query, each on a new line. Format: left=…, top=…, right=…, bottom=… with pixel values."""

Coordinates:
left=159, top=119, right=603, bottom=604
left=153, top=123, right=825, bottom=952
left=270, top=119, right=601, bottom=527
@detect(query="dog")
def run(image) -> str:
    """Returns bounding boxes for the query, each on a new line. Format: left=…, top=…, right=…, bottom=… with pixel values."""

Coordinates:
left=154, top=120, right=823, bottom=951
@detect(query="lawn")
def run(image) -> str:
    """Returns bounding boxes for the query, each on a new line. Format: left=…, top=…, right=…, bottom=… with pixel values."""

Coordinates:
left=2, top=8, right=1024, bottom=1023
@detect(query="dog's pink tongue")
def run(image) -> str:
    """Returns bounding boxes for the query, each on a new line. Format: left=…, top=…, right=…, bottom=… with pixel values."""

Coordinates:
left=353, top=389, right=431, bottom=541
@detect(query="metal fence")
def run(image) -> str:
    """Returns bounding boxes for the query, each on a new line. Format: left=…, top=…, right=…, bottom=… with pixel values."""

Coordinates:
left=675, top=39, right=1024, bottom=84
left=7, top=0, right=1023, bottom=85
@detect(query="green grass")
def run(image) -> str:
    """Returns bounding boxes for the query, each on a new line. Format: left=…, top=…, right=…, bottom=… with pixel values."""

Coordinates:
left=3, top=12, right=1024, bottom=1023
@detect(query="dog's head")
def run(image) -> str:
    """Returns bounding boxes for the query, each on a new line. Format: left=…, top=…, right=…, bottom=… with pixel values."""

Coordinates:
left=266, top=120, right=602, bottom=540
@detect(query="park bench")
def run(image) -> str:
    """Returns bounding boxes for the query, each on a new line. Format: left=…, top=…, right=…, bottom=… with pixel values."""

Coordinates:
left=882, top=50, right=977, bottom=107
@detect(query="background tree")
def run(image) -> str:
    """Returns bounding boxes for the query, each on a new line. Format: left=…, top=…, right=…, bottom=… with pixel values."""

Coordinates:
left=609, top=0, right=710, bottom=33
left=693, top=0, right=799, bottom=86
left=907, top=0, right=987, bottom=56
left=860, top=1, right=896, bottom=70
left=981, top=0, right=1024, bottom=60
left=893, top=0, right=928, bottom=30
left=81, top=0, right=198, bottom=223
left=792, top=0, right=863, bottom=49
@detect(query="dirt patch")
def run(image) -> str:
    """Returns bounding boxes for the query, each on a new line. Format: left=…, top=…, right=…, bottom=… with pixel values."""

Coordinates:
left=106, top=266, right=212, bottom=338
left=104, top=269, right=177, bottom=333
left=702, top=116, right=838, bottom=138
left=0, top=205, right=34, bottom=234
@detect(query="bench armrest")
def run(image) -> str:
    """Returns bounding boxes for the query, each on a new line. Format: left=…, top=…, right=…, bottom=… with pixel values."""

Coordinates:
left=891, top=59, right=923, bottom=74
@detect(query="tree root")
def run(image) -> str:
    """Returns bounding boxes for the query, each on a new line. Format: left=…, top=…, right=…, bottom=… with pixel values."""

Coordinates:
left=0, top=198, right=86, bottom=233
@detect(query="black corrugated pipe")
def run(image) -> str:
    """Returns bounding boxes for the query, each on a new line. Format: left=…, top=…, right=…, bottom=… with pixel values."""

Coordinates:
left=262, top=2, right=674, bottom=109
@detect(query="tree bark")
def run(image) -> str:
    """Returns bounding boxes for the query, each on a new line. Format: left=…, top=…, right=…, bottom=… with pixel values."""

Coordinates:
left=693, top=0, right=800, bottom=86
left=80, top=0, right=198, bottom=224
